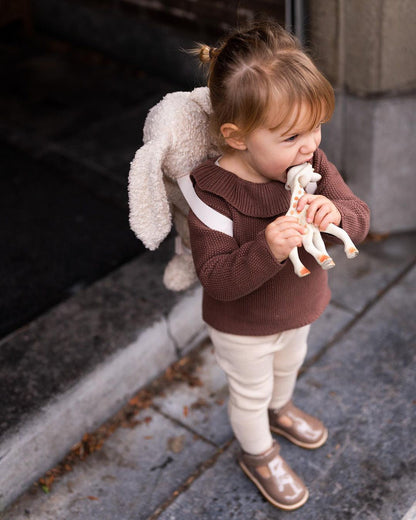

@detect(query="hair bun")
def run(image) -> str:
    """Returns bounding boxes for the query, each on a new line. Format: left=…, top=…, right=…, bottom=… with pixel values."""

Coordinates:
left=198, top=44, right=219, bottom=64
left=199, top=45, right=212, bottom=63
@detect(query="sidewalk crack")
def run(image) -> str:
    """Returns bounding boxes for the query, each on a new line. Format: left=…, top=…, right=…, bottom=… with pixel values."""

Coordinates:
left=146, top=438, right=234, bottom=520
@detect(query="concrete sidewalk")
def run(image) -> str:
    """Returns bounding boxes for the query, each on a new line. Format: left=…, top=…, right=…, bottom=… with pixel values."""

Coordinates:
left=2, top=232, right=415, bottom=519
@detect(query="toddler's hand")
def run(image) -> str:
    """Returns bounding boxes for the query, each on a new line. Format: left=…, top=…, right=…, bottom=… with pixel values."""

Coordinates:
left=265, top=216, right=306, bottom=263
left=296, top=194, right=341, bottom=231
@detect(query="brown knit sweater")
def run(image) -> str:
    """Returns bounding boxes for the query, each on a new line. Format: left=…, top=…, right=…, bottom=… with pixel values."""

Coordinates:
left=188, top=148, right=370, bottom=335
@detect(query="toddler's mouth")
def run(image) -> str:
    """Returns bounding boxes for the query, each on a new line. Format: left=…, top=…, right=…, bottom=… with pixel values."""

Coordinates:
left=286, top=159, right=312, bottom=173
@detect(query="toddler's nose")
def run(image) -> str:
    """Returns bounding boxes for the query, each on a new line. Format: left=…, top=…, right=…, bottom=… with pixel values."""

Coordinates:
left=299, top=135, right=317, bottom=155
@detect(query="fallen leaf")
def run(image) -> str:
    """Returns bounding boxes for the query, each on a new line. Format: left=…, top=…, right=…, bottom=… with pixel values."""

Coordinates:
left=191, top=398, right=209, bottom=410
left=167, top=435, right=186, bottom=453
left=121, top=419, right=141, bottom=429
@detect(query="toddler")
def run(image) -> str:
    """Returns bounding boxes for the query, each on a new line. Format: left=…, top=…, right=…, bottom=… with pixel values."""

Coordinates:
left=188, top=21, right=370, bottom=510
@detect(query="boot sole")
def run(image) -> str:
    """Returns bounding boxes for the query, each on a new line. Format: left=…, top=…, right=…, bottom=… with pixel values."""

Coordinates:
left=270, top=425, right=328, bottom=450
left=238, top=459, right=309, bottom=511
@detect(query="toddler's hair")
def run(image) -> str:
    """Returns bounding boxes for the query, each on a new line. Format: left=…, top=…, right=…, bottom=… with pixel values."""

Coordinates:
left=194, top=21, right=335, bottom=150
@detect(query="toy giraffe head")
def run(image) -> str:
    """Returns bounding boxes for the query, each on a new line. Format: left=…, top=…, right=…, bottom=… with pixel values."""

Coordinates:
left=285, top=162, right=322, bottom=192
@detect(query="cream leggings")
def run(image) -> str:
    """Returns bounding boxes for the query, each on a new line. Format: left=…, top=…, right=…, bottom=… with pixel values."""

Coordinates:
left=208, top=324, right=310, bottom=456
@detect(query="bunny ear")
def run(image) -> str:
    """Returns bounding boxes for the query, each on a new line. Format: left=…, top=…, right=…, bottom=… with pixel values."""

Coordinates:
left=128, top=139, right=171, bottom=250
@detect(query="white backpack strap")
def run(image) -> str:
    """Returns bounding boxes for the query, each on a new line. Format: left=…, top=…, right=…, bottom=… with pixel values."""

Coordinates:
left=177, top=175, right=233, bottom=237
left=178, top=173, right=310, bottom=237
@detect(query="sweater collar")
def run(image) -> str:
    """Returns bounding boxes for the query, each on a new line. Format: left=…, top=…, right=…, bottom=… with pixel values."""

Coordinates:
left=191, top=158, right=291, bottom=217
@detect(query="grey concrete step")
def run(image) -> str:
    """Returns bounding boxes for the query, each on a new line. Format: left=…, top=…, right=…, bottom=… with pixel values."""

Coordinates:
left=1, top=233, right=415, bottom=517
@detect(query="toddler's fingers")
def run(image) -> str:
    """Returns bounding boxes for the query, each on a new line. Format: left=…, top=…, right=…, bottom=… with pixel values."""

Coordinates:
left=318, top=212, right=337, bottom=231
left=276, top=224, right=306, bottom=235
left=268, top=228, right=304, bottom=249
left=319, top=218, right=330, bottom=231
left=312, top=205, right=331, bottom=228
left=296, top=193, right=316, bottom=213
left=272, top=215, right=299, bottom=226
left=271, top=217, right=306, bottom=234
left=306, top=200, right=330, bottom=224
left=296, top=195, right=307, bottom=212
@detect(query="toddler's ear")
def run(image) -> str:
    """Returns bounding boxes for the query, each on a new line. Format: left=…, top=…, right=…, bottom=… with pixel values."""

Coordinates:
left=220, top=123, right=247, bottom=150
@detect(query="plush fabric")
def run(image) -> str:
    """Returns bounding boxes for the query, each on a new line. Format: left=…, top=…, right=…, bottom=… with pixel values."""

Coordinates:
left=128, top=87, right=218, bottom=290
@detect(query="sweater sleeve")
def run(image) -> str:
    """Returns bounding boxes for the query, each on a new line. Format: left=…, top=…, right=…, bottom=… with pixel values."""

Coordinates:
left=188, top=206, right=284, bottom=302
left=314, top=149, right=370, bottom=244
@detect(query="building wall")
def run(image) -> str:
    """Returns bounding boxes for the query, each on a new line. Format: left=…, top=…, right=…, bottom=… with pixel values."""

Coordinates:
left=309, top=0, right=416, bottom=95
left=120, top=0, right=286, bottom=36
left=31, top=0, right=285, bottom=86
left=71, top=0, right=286, bottom=41
left=309, top=0, right=416, bottom=233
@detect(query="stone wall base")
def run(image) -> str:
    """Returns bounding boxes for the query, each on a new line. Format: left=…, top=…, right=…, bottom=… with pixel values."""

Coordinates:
left=322, top=91, right=416, bottom=234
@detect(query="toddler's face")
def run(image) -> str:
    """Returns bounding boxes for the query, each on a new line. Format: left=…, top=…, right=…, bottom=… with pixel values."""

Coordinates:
left=240, top=103, right=322, bottom=184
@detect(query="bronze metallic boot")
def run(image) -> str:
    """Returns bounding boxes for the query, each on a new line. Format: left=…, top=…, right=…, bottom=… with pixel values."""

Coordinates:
left=238, top=441, right=308, bottom=510
left=269, top=401, right=328, bottom=449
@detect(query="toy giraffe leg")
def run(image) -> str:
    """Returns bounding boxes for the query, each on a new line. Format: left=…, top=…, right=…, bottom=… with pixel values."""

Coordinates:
left=303, top=230, right=336, bottom=270
left=288, top=247, right=311, bottom=277
left=325, top=224, right=359, bottom=259
left=311, top=229, right=336, bottom=269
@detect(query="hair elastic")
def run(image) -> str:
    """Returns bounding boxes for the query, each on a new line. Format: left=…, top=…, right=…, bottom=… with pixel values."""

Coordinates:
left=209, top=47, right=217, bottom=60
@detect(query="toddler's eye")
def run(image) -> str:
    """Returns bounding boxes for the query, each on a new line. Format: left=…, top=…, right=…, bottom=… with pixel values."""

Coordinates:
left=285, top=134, right=298, bottom=142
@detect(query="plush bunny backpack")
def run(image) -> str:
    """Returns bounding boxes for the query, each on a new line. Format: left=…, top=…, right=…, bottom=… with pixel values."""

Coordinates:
left=128, top=87, right=220, bottom=291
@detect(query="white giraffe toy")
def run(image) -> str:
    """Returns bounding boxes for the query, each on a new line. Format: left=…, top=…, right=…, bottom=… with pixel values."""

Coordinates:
left=285, top=163, right=359, bottom=277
